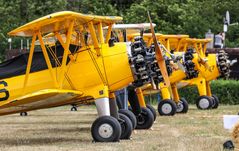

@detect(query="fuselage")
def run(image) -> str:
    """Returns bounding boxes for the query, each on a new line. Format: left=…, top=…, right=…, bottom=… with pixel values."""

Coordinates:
left=0, top=42, right=134, bottom=115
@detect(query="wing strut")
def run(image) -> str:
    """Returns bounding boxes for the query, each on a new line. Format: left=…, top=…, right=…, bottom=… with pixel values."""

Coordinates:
left=38, top=31, right=59, bottom=88
left=23, top=30, right=61, bottom=94
left=22, top=33, right=37, bottom=94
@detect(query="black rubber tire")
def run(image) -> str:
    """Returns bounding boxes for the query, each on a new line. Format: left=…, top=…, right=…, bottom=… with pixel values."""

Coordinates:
left=91, top=116, right=121, bottom=142
left=196, top=95, right=213, bottom=110
left=119, top=109, right=137, bottom=129
left=20, top=112, right=28, bottom=116
left=157, top=99, right=177, bottom=116
left=146, top=104, right=157, bottom=121
left=118, top=113, right=133, bottom=139
left=223, top=140, right=234, bottom=149
left=136, top=107, right=154, bottom=129
left=128, top=106, right=132, bottom=111
left=211, top=94, right=219, bottom=109
left=176, top=98, right=189, bottom=113
left=71, top=106, right=77, bottom=111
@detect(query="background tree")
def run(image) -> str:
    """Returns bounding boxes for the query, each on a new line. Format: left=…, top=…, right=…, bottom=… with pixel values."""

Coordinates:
left=0, top=0, right=239, bottom=61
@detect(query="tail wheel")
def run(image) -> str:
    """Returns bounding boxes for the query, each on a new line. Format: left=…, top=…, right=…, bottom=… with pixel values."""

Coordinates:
left=118, top=113, right=133, bottom=139
left=119, top=109, right=137, bottom=129
left=136, top=107, right=154, bottom=129
left=146, top=104, right=157, bottom=121
left=20, top=112, right=28, bottom=116
left=211, top=94, right=219, bottom=109
left=91, top=116, right=121, bottom=142
left=196, top=96, right=212, bottom=110
left=176, top=98, right=189, bottom=113
left=71, top=106, right=77, bottom=111
left=158, top=99, right=177, bottom=116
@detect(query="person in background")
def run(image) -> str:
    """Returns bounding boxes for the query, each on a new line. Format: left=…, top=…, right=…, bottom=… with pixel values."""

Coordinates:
left=221, top=32, right=225, bottom=48
left=214, top=32, right=224, bottom=48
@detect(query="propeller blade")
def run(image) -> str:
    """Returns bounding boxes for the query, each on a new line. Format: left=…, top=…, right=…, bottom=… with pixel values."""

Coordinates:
left=177, top=61, right=186, bottom=72
left=197, top=54, right=211, bottom=71
left=147, top=11, right=170, bottom=87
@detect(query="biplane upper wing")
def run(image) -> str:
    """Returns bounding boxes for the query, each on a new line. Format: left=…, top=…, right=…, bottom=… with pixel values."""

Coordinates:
left=8, top=11, right=122, bottom=37
left=0, top=89, right=83, bottom=115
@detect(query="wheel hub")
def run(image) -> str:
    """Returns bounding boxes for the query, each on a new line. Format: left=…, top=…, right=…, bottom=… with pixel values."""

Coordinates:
left=137, top=114, right=146, bottom=125
left=176, top=101, right=184, bottom=112
left=98, top=123, right=113, bottom=139
left=199, top=98, right=210, bottom=109
left=162, top=103, right=172, bottom=114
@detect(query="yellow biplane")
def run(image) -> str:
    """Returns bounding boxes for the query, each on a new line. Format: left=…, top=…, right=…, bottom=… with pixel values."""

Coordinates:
left=2, top=11, right=170, bottom=142
left=127, top=33, right=192, bottom=115
left=128, top=33, right=230, bottom=111
left=114, top=28, right=229, bottom=115
left=103, top=20, right=178, bottom=118
left=108, top=28, right=191, bottom=115
left=35, top=22, right=162, bottom=129
left=149, top=35, right=230, bottom=110
left=46, top=21, right=170, bottom=125
left=173, top=38, right=230, bottom=109
left=102, top=22, right=159, bottom=120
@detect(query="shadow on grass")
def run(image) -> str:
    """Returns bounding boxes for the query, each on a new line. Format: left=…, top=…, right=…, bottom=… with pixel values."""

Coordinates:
left=0, top=126, right=92, bottom=146
left=17, top=127, right=91, bottom=134
left=0, top=137, right=90, bottom=146
left=7, top=113, right=97, bottom=117
left=1, top=120, right=93, bottom=125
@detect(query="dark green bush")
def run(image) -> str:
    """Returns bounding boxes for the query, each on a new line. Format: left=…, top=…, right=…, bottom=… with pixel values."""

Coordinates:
left=145, top=79, right=239, bottom=105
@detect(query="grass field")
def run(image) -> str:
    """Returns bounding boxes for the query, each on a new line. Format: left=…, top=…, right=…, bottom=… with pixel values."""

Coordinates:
left=0, top=105, right=237, bottom=151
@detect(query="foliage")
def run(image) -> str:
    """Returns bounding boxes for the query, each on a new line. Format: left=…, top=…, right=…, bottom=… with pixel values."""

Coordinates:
left=0, top=0, right=239, bottom=60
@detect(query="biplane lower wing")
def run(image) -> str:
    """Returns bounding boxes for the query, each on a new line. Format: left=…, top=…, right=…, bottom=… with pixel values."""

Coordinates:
left=0, top=89, right=83, bottom=115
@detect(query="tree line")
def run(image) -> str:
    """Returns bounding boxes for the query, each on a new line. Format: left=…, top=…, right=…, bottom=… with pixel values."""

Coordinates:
left=0, top=0, right=239, bottom=60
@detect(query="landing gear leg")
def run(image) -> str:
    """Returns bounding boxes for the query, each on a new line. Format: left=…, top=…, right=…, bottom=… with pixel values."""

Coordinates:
left=110, top=96, right=133, bottom=139
left=195, top=78, right=213, bottom=109
left=206, top=81, right=219, bottom=109
left=171, top=83, right=188, bottom=113
left=91, top=97, right=121, bottom=142
left=136, top=88, right=157, bottom=121
left=128, top=86, right=154, bottom=129
left=159, top=86, right=177, bottom=116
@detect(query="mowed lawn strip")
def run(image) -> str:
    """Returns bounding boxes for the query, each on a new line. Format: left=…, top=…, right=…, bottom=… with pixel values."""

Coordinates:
left=0, top=105, right=237, bottom=151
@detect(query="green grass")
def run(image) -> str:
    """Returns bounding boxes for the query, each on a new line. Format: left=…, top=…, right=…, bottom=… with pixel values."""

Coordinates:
left=0, top=105, right=237, bottom=151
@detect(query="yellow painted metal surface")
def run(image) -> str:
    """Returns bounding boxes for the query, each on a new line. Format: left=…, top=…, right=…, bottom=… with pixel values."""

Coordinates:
left=169, top=69, right=186, bottom=84
left=127, top=33, right=219, bottom=102
left=171, top=83, right=180, bottom=102
left=160, top=83, right=171, bottom=100
left=136, top=88, right=146, bottom=107
left=0, top=42, right=133, bottom=114
left=0, top=89, right=82, bottom=115
left=8, top=11, right=122, bottom=37
left=0, top=12, right=135, bottom=115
